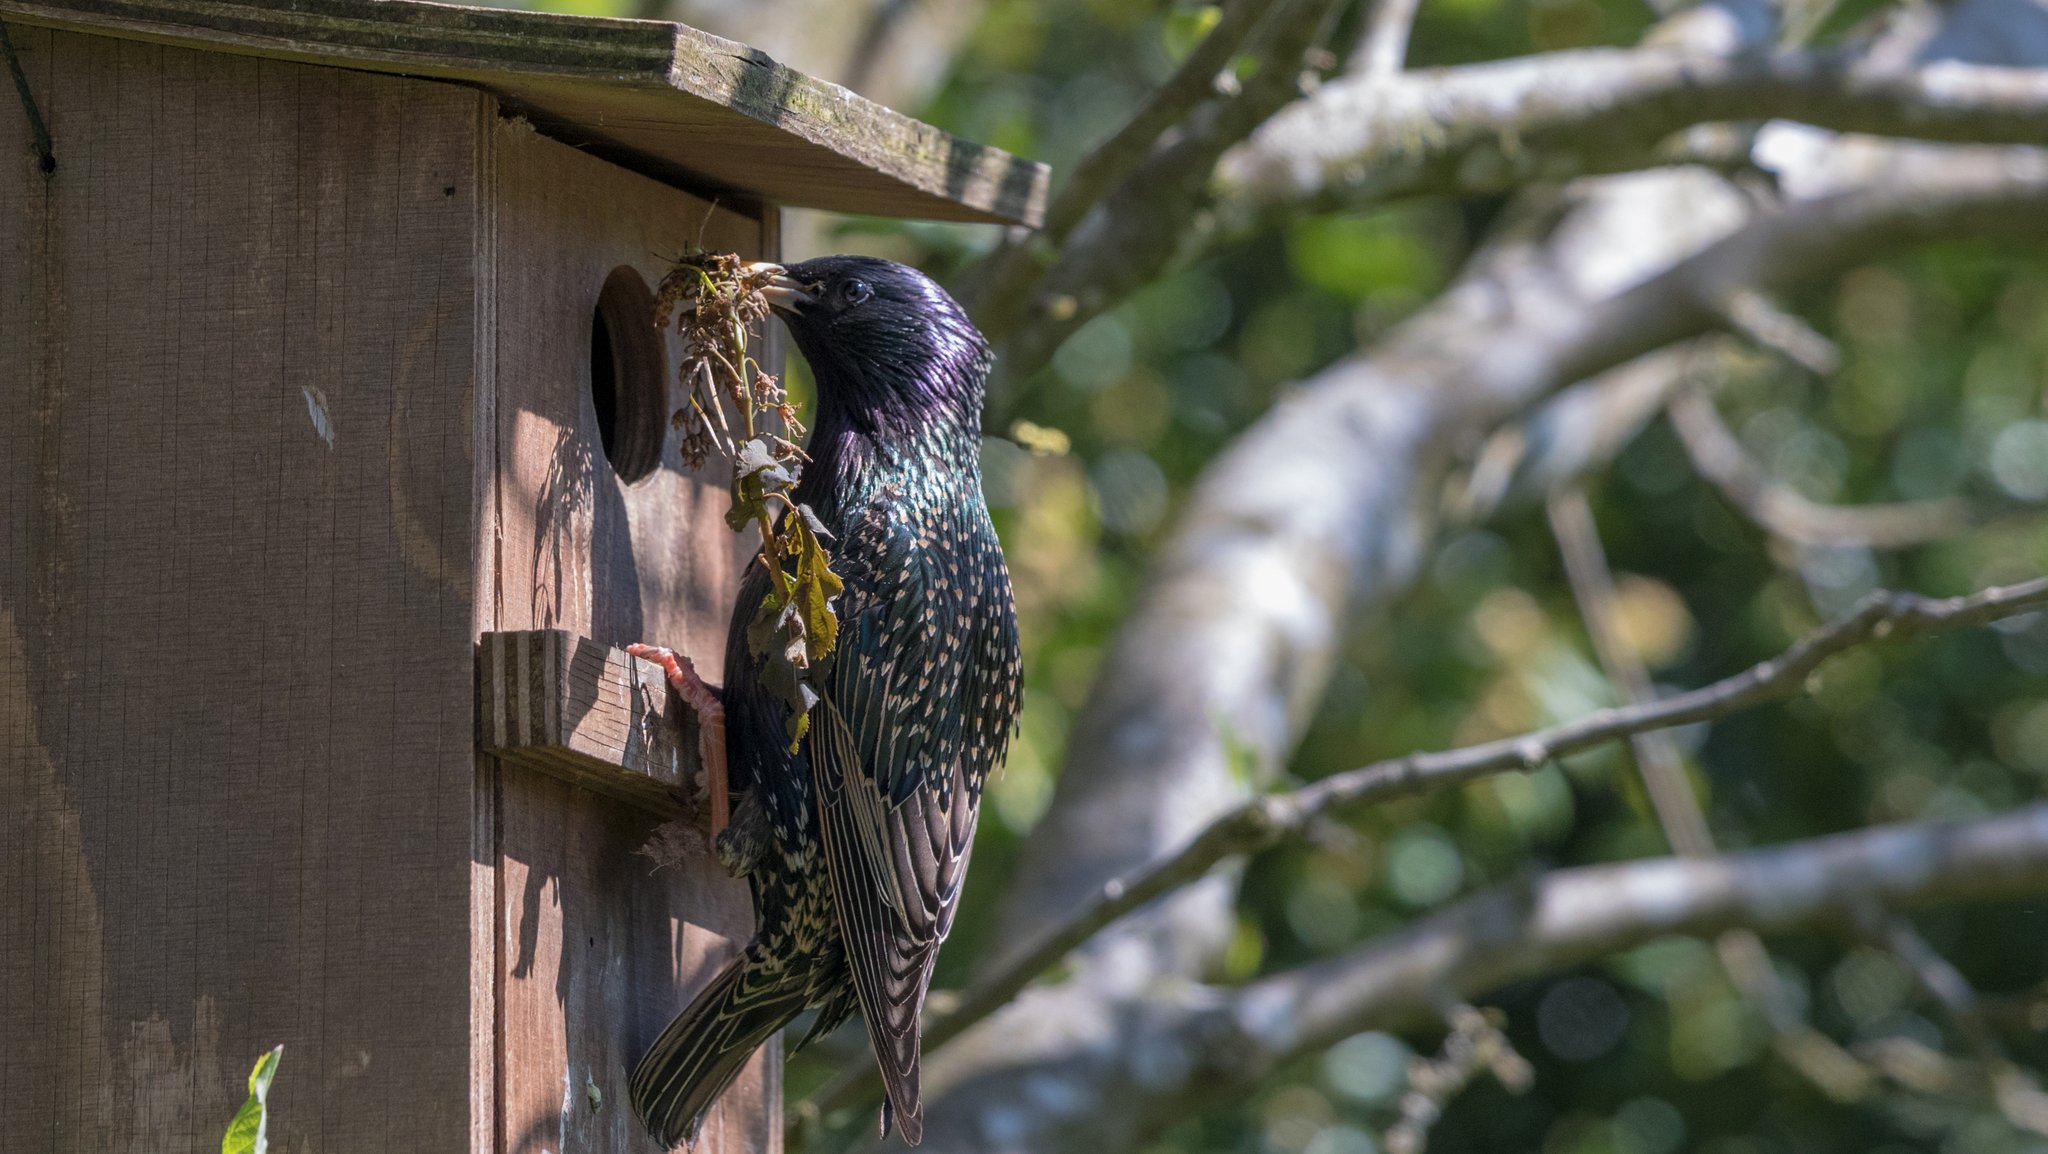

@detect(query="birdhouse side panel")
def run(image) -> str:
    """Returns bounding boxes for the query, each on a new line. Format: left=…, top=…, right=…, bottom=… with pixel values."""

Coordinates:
left=482, top=120, right=776, bottom=1154
left=0, top=30, right=486, bottom=1154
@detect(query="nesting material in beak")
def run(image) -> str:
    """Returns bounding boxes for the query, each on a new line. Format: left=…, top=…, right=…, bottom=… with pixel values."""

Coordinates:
left=746, top=261, right=814, bottom=314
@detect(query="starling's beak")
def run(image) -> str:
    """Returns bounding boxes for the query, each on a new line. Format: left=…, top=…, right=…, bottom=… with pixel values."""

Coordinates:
left=747, top=262, right=815, bottom=316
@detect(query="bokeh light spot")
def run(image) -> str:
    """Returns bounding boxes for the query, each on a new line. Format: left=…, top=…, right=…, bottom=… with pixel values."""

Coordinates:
left=1537, top=976, right=1631, bottom=1063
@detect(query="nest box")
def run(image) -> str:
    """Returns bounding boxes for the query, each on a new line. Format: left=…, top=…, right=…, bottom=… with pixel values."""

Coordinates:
left=0, top=2, right=1043, bottom=1151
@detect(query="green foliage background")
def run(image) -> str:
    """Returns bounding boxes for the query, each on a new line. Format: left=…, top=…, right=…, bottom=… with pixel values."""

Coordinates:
left=529, top=0, right=2047, bottom=1150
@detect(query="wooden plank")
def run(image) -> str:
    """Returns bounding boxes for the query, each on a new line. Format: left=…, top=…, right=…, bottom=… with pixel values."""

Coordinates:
left=494, top=769, right=778, bottom=1154
left=477, top=629, right=711, bottom=820
left=0, top=0, right=1050, bottom=226
left=482, top=118, right=776, bottom=1154
left=0, top=32, right=482, bottom=1152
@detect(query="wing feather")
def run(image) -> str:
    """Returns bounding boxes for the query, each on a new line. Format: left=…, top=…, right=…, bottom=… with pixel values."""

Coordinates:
left=804, top=496, right=1017, bottom=1143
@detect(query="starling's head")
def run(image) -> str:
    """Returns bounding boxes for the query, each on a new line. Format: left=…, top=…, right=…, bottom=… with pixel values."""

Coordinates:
left=759, top=256, right=992, bottom=436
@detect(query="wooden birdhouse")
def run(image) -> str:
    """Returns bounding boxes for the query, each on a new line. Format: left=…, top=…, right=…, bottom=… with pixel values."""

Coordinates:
left=0, top=2, right=1043, bottom=1150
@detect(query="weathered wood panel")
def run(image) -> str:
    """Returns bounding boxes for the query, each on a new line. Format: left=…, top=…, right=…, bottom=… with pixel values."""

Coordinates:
left=477, top=629, right=709, bottom=819
left=0, top=30, right=483, bottom=1153
left=0, top=0, right=1049, bottom=226
left=484, top=119, right=776, bottom=1154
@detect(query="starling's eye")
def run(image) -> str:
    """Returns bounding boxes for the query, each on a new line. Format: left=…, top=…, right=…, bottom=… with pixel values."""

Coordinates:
left=840, top=278, right=874, bottom=307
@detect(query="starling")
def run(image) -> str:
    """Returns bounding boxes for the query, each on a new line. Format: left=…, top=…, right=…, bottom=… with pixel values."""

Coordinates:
left=629, top=256, right=1022, bottom=1147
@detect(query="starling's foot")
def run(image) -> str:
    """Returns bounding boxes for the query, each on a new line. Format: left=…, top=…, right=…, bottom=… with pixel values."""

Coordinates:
left=627, top=643, right=729, bottom=836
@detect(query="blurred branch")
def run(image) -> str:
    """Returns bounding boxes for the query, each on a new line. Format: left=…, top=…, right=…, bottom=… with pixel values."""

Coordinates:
left=896, top=139, right=2048, bottom=1151
left=841, top=0, right=916, bottom=94
left=1353, top=0, right=1422, bottom=77
left=1715, top=287, right=1842, bottom=375
left=970, top=0, right=1351, bottom=382
left=1873, top=918, right=2048, bottom=1136
left=963, top=0, right=1270, bottom=340
left=1668, top=386, right=1979, bottom=548
left=1219, top=804, right=2048, bottom=1096
left=1546, top=488, right=1714, bottom=856
left=888, top=804, right=2048, bottom=1150
left=1382, top=1006, right=1534, bottom=1154
left=1456, top=346, right=1704, bottom=522
left=1548, top=486, right=1875, bottom=1103
left=1216, top=47, right=2048, bottom=226
left=796, top=575, right=2048, bottom=1133
left=1046, top=0, right=1269, bottom=243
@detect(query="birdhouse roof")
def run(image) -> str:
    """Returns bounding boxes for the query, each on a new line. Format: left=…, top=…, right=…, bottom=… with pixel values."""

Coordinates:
left=0, top=0, right=1048, bottom=226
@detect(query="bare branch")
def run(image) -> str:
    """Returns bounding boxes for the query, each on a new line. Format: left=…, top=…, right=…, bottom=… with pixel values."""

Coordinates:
left=1046, top=0, right=1269, bottom=242
left=1382, top=1006, right=1533, bottom=1154
left=1546, top=488, right=1712, bottom=856
left=1715, top=287, right=1842, bottom=376
left=1216, top=47, right=2048, bottom=225
left=1874, top=918, right=2048, bottom=1136
left=1353, top=0, right=1422, bottom=77
left=1548, top=486, right=1874, bottom=1102
left=961, top=0, right=1271, bottom=346
left=971, top=0, right=1350, bottom=382
left=797, top=576, right=2048, bottom=1130
left=883, top=149, right=2048, bottom=1152
left=1232, top=804, right=2048, bottom=1080
left=1456, top=346, right=1703, bottom=522
left=1668, top=387, right=1979, bottom=549
left=909, top=805, right=2048, bottom=1153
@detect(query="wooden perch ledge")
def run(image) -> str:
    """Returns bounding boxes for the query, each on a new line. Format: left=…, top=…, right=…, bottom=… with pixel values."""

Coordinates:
left=478, top=630, right=709, bottom=821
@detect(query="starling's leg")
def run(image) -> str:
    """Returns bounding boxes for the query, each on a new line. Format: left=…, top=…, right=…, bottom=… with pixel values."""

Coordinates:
left=626, top=644, right=729, bottom=836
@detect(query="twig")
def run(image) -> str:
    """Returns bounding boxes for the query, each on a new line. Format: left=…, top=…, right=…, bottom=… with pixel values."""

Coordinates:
left=961, top=0, right=1270, bottom=341
left=1383, top=1006, right=1533, bottom=1154
left=1546, top=488, right=1712, bottom=855
left=1046, top=0, right=1267, bottom=243
left=1715, top=288, right=1841, bottom=376
left=1668, top=387, right=1977, bottom=549
left=1871, top=917, right=2048, bottom=1136
left=973, top=0, right=1349, bottom=376
left=0, top=18, right=54, bottom=175
left=795, top=576, right=2048, bottom=1127
left=1353, top=0, right=1422, bottom=76
left=1548, top=486, right=1875, bottom=1103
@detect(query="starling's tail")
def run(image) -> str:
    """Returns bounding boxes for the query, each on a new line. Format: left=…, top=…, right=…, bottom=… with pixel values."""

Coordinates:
left=631, top=947, right=810, bottom=1148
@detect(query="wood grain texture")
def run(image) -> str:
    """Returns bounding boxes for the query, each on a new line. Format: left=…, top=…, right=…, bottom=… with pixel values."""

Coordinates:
left=483, top=119, right=777, bottom=1154
left=477, top=629, right=709, bottom=819
left=0, top=0, right=1049, bottom=226
left=0, top=30, right=482, bottom=1152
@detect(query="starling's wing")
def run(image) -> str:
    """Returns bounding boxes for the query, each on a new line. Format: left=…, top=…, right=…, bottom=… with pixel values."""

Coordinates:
left=807, top=498, right=1019, bottom=1145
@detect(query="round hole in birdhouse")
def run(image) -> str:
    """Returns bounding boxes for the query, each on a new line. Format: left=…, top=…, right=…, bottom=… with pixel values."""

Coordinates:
left=590, top=266, right=667, bottom=485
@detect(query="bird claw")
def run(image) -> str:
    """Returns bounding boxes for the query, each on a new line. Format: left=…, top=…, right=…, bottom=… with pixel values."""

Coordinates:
left=627, top=643, right=729, bottom=836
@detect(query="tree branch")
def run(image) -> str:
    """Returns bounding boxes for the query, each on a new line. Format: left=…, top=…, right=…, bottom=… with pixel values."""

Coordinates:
left=905, top=805, right=2048, bottom=1154
left=1353, top=0, right=1422, bottom=77
left=1215, top=47, right=2048, bottom=226
left=972, top=0, right=1350, bottom=384
left=899, top=3, right=2048, bottom=1140
left=1548, top=486, right=1874, bottom=1103
left=1045, top=0, right=1270, bottom=243
left=1226, top=804, right=2048, bottom=1084
left=1668, top=386, right=1979, bottom=549
left=960, top=0, right=1272, bottom=345
left=795, top=576, right=2048, bottom=1130
left=883, top=146, right=2048, bottom=1151
left=1546, top=488, right=1714, bottom=856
